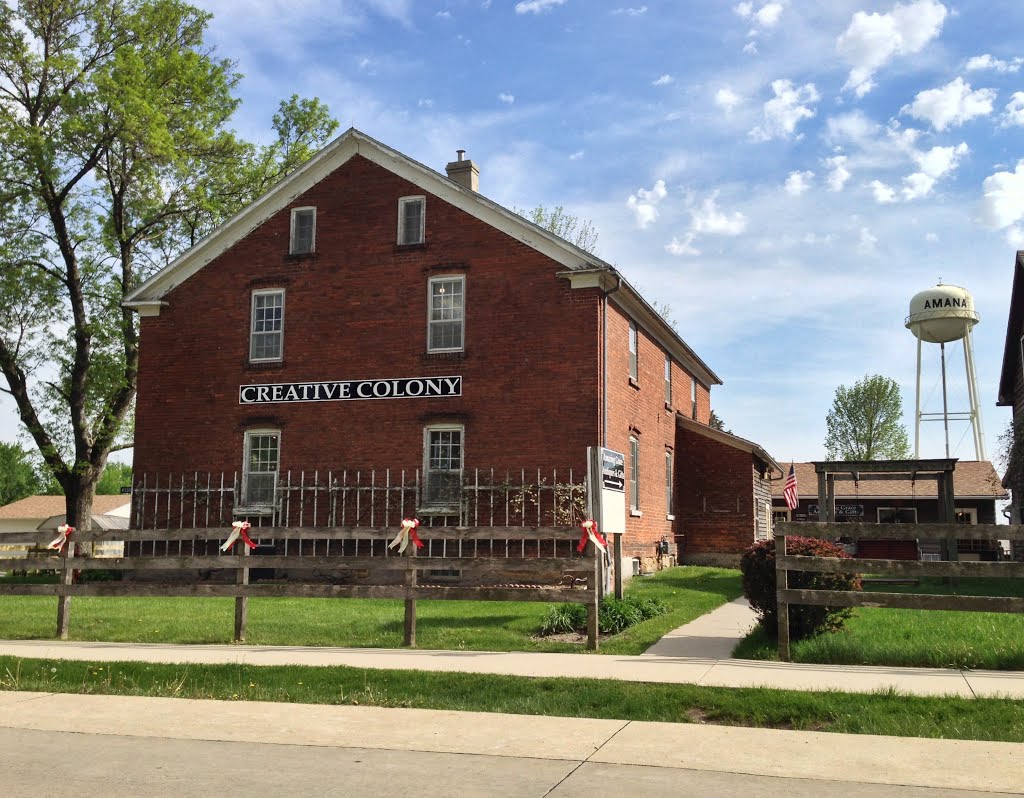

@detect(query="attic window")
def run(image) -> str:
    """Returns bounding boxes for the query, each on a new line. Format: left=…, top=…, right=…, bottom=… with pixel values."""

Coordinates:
left=398, top=196, right=425, bottom=245
left=290, top=207, right=316, bottom=255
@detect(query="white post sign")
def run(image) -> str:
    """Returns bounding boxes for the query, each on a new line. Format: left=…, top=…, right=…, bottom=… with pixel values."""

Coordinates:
left=588, top=446, right=625, bottom=535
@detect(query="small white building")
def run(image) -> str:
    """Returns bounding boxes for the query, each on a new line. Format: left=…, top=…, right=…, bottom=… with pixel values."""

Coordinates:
left=0, top=495, right=132, bottom=563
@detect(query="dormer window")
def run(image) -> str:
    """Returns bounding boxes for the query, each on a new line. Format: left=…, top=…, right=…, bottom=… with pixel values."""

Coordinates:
left=290, top=207, right=316, bottom=254
left=398, top=196, right=425, bottom=245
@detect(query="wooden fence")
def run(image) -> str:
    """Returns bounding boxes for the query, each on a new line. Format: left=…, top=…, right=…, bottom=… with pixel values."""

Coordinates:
left=775, top=521, right=1024, bottom=660
left=0, top=525, right=603, bottom=649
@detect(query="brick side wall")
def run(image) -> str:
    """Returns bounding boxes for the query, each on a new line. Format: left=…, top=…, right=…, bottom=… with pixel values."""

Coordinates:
left=133, top=155, right=602, bottom=484
left=676, top=426, right=757, bottom=557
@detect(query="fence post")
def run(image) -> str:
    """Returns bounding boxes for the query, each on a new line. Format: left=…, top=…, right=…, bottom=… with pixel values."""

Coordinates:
left=403, top=547, right=417, bottom=647
left=776, top=530, right=790, bottom=661
left=234, top=545, right=250, bottom=642
left=55, top=543, right=75, bottom=640
left=586, top=546, right=600, bottom=651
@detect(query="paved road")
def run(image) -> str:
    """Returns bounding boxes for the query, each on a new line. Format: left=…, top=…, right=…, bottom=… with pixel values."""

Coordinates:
left=2, top=692, right=1021, bottom=797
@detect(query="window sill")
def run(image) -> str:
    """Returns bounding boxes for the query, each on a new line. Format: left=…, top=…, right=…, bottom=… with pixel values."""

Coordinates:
left=245, top=360, right=286, bottom=371
left=628, top=377, right=640, bottom=390
left=233, top=505, right=276, bottom=517
left=664, top=402, right=674, bottom=412
left=666, top=514, right=675, bottom=521
left=424, top=351, right=466, bottom=360
left=630, top=509, right=643, bottom=518
left=395, top=242, right=427, bottom=252
left=285, top=252, right=316, bottom=261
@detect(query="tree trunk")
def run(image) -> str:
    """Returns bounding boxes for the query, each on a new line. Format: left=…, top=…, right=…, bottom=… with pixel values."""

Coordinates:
left=65, top=477, right=98, bottom=535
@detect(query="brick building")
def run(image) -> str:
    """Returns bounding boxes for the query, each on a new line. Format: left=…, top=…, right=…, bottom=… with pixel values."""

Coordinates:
left=124, top=129, right=775, bottom=572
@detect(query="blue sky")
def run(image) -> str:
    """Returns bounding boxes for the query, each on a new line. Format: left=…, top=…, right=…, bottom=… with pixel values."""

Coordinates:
left=3, top=0, right=1023, bottom=466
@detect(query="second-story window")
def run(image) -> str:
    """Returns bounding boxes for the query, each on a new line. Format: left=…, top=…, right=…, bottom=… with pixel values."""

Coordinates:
left=628, top=321, right=638, bottom=381
left=290, top=207, right=316, bottom=254
left=250, top=289, right=284, bottom=362
left=629, top=435, right=640, bottom=511
left=664, top=355, right=672, bottom=405
left=398, top=196, right=425, bottom=245
left=691, top=375, right=698, bottom=419
left=428, top=276, right=464, bottom=352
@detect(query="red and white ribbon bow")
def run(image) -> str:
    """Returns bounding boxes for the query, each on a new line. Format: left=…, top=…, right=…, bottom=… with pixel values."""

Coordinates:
left=46, top=524, right=74, bottom=552
left=388, top=518, right=424, bottom=554
left=221, top=520, right=258, bottom=552
left=577, top=519, right=608, bottom=554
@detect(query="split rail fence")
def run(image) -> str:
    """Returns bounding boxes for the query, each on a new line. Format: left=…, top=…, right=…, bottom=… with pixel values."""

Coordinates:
left=0, top=469, right=604, bottom=649
left=775, top=521, right=1024, bottom=660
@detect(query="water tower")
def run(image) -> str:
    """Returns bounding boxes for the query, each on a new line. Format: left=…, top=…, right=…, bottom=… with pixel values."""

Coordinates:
left=905, top=283, right=985, bottom=459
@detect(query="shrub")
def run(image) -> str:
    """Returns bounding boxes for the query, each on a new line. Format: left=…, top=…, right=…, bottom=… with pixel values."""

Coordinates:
left=539, top=594, right=667, bottom=637
left=740, top=536, right=861, bottom=641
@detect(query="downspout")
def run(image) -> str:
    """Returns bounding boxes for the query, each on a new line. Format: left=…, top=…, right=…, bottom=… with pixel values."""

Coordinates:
left=602, top=268, right=623, bottom=446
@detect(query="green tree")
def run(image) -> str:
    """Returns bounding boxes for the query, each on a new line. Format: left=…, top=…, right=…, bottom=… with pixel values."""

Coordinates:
left=96, top=462, right=132, bottom=495
left=0, top=441, right=43, bottom=505
left=516, top=205, right=599, bottom=254
left=0, top=1, right=335, bottom=532
left=825, top=375, right=911, bottom=460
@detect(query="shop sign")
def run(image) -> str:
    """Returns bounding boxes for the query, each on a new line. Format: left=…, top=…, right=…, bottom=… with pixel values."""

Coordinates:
left=239, top=376, right=462, bottom=405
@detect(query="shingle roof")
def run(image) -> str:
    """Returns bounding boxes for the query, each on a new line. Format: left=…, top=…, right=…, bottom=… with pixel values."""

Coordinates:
left=771, top=461, right=1007, bottom=500
left=0, top=495, right=131, bottom=519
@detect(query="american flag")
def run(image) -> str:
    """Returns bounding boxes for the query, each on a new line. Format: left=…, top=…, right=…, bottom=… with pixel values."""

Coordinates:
left=783, top=463, right=799, bottom=510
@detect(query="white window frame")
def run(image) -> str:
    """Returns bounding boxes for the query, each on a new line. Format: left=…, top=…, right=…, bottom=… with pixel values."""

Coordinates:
left=629, top=435, right=640, bottom=513
left=628, top=321, right=638, bottom=381
left=664, top=356, right=672, bottom=405
left=955, top=507, right=978, bottom=525
left=423, top=424, right=464, bottom=509
left=427, top=275, right=465, bottom=353
left=690, top=375, right=698, bottom=419
left=772, top=507, right=792, bottom=525
left=242, top=429, right=280, bottom=509
left=664, top=450, right=673, bottom=518
left=398, top=195, right=426, bottom=245
left=289, top=206, right=316, bottom=255
left=249, top=289, right=285, bottom=363
left=877, top=507, right=918, bottom=524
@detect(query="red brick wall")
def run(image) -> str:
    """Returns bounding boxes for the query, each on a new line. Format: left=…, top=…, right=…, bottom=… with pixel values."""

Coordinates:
left=676, top=425, right=757, bottom=558
left=133, top=155, right=602, bottom=483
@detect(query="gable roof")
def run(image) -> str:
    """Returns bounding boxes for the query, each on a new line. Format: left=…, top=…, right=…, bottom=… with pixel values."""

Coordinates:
left=770, top=461, right=1007, bottom=500
left=997, top=250, right=1024, bottom=406
left=122, top=128, right=721, bottom=388
left=0, top=495, right=131, bottom=520
left=676, top=415, right=782, bottom=475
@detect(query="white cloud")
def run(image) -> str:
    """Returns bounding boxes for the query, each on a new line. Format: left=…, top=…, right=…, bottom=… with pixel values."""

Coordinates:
left=902, top=77, right=996, bottom=131
left=824, top=155, right=851, bottom=192
left=714, top=87, right=741, bottom=112
left=611, top=5, right=647, bottom=15
left=742, top=41, right=758, bottom=55
left=1008, top=226, right=1024, bottom=248
left=735, top=1, right=783, bottom=28
left=498, top=92, right=515, bottom=104
left=515, top=0, right=565, bottom=14
left=666, top=233, right=700, bottom=256
left=898, top=142, right=969, bottom=200
left=418, top=98, right=434, bottom=108
left=652, top=74, right=674, bottom=86
left=966, top=54, right=1022, bottom=73
left=1002, top=92, right=1024, bottom=127
left=436, top=9, right=452, bottom=19
left=857, top=227, right=878, bottom=254
left=870, top=180, right=897, bottom=203
left=980, top=160, right=1024, bottom=230
left=569, top=150, right=584, bottom=160
left=626, top=179, right=668, bottom=229
left=925, top=232, right=939, bottom=243
left=749, top=79, right=819, bottom=142
left=690, top=196, right=747, bottom=235
left=784, top=170, right=814, bottom=196
left=837, top=0, right=948, bottom=97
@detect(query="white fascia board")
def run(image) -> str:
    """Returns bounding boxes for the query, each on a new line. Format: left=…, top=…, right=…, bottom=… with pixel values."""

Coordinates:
left=124, top=128, right=607, bottom=309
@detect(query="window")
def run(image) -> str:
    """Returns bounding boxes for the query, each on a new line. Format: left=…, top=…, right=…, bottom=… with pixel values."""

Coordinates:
left=628, top=321, right=638, bottom=381
left=955, top=508, right=978, bottom=524
left=243, top=430, right=279, bottom=507
left=690, top=376, right=697, bottom=419
left=629, top=435, right=640, bottom=512
left=290, top=207, right=316, bottom=254
left=428, top=276, right=464, bottom=352
left=424, top=426, right=463, bottom=507
left=664, top=356, right=672, bottom=405
left=877, top=508, right=917, bottom=524
left=250, top=290, right=284, bottom=362
left=664, top=450, right=673, bottom=517
left=398, top=196, right=425, bottom=245
left=772, top=508, right=792, bottom=526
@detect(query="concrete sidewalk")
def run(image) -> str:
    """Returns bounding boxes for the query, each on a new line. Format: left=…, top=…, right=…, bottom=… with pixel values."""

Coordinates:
left=1, top=596, right=1023, bottom=698
left=1, top=691, right=1022, bottom=795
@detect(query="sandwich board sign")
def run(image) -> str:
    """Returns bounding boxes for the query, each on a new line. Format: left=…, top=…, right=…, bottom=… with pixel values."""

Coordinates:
left=588, top=446, right=625, bottom=535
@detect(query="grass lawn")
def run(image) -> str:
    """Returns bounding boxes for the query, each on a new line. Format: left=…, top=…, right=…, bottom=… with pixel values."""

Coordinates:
left=0, top=565, right=742, bottom=655
left=3, top=655, right=1023, bottom=742
left=735, top=578, right=1024, bottom=670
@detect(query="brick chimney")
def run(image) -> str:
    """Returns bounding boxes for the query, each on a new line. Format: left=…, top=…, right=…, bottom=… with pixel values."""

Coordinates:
left=445, top=149, right=479, bottom=192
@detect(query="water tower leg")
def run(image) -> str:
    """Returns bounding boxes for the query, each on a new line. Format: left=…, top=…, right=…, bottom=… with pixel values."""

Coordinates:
left=963, top=327, right=986, bottom=461
left=940, top=342, right=950, bottom=458
left=914, top=336, right=922, bottom=458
